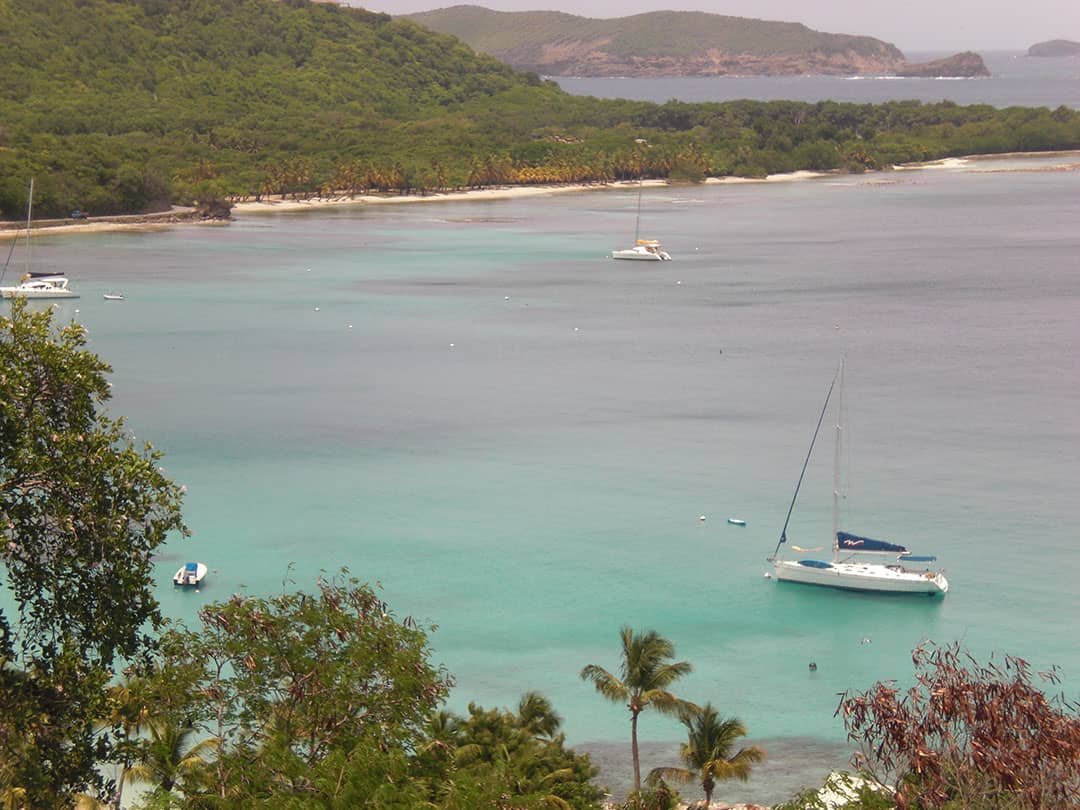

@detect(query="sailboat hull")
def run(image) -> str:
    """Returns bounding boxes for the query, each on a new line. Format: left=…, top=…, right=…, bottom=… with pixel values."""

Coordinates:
left=611, top=246, right=671, bottom=261
left=1, top=286, right=78, bottom=299
left=772, top=559, right=948, bottom=595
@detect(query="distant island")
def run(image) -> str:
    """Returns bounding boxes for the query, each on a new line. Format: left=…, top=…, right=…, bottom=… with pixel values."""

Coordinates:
left=404, top=6, right=988, bottom=78
left=1027, top=39, right=1080, bottom=57
left=897, top=51, right=990, bottom=78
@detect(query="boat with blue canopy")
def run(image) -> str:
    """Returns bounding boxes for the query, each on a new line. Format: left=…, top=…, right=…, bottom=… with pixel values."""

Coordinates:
left=767, top=360, right=949, bottom=596
left=173, top=561, right=207, bottom=587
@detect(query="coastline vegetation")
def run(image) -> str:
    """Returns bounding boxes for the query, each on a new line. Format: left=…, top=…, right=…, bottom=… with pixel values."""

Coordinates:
left=2, top=302, right=1080, bottom=806
left=2, top=0, right=1080, bottom=220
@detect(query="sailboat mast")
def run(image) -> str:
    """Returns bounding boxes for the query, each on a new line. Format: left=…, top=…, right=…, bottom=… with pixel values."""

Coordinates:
left=770, top=364, right=841, bottom=559
left=634, top=174, right=643, bottom=243
left=24, top=178, right=33, bottom=275
left=832, top=358, right=844, bottom=560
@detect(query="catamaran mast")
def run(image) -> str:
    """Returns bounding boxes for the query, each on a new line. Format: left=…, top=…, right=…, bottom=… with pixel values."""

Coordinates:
left=633, top=174, right=643, bottom=243
left=832, top=358, right=844, bottom=561
left=24, top=177, right=33, bottom=275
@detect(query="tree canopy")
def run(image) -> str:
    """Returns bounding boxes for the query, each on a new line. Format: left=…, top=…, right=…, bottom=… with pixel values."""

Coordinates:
left=1, top=0, right=1079, bottom=218
left=0, top=298, right=187, bottom=806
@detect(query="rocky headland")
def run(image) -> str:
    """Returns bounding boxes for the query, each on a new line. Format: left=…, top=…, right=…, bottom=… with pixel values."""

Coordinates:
left=404, top=6, right=990, bottom=78
left=896, top=51, right=991, bottom=78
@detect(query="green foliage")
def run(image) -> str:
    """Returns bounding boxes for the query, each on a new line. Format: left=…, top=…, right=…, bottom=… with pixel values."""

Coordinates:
left=0, top=298, right=187, bottom=807
left=615, top=783, right=680, bottom=810
left=153, top=570, right=453, bottom=803
left=2, top=0, right=1080, bottom=219
left=648, top=703, right=765, bottom=806
left=421, top=694, right=604, bottom=810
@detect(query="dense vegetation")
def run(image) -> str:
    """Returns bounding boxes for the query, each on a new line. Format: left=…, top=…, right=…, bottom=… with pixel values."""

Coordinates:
left=2, top=0, right=1079, bottom=220
left=0, top=299, right=187, bottom=806
left=404, top=6, right=903, bottom=68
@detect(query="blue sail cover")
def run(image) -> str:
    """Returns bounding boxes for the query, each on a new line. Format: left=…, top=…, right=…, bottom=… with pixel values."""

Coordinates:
left=836, top=531, right=908, bottom=554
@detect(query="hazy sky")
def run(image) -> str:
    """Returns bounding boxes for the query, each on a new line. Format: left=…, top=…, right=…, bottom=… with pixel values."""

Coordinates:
left=354, top=1, right=1080, bottom=52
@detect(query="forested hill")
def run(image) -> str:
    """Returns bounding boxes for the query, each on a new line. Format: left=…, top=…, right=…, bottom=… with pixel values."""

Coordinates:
left=402, top=5, right=906, bottom=77
left=2, top=0, right=1079, bottom=220
left=0, top=0, right=554, bottom=216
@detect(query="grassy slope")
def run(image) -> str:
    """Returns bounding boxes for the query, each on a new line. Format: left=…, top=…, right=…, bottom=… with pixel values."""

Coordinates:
left=404, top=5, right=905, bottom=62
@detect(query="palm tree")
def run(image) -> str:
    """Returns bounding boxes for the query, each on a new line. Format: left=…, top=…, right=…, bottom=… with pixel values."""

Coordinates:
left=580, top=626, right=695, bottom=792
left=124, top=716, right=215, bottom=796
left=102, top=676, right=151, bottom=810
left=648, top=703, right=765, bottom=807
left=516, top=691, right=562, bottom=741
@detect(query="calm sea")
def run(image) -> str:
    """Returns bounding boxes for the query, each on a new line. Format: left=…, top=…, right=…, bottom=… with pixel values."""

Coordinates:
left=556, top=51, right=1080, bottom=108
left=15, top=153, right=1080, bottom=803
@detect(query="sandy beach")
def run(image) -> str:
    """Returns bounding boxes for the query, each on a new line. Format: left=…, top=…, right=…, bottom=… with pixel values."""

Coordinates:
left=0, top=173, right=829, bottom=242
left=2, top=152, right=1077, bottom=242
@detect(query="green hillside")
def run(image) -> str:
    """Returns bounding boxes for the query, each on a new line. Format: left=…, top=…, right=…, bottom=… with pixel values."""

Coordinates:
left=403, top=5, right=905, bottom=73
left=0, top=0, right=556, bottom=216
left=1, top=0, right=1078, bottom=219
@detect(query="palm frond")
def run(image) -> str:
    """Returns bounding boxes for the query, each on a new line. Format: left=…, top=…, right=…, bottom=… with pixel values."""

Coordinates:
left=644, top=690, right=699, bottom=718
left=646, top=766, right=694, bottom=786
left=705, top=745, right=766, bottom=782
left=580, top=664, right=629, bottom=704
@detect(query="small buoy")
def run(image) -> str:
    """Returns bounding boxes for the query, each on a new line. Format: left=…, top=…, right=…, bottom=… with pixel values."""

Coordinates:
left=809, top=662, right=817, bottom=671
left=314, top=307, right=320, bottom=312
left=306, top=268, right=311, bottom=272
left=347, top=324, right=353, bottom=329
left=574, top=327, right=579, bottom=332
left=676, top=280, right=682, bottom=285
left=861, top=637, right=872, bottom=645
left=74, top=308, right=80, bottom=313
left=699, top=515, right=706, bottom=522
left=504, top=296, right=510, bottom=301
left=449, top=343, right=454, bottom=348
left=763, top=572, right=772, bottom=579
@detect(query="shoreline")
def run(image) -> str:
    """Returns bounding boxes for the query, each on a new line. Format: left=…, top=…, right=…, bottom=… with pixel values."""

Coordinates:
left=2, top=149, right=1078, bottom=242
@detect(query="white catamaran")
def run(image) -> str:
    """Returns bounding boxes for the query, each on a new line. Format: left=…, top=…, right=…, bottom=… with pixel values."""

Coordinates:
left=767, top=360, right=949, bottom=596
left=611, top=150, right=671, bottom=262
left=0, top=179, right=79, bottom=300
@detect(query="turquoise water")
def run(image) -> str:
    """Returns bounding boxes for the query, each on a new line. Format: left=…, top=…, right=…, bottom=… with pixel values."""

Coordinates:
left=17, top=156, right=1080, bottom=802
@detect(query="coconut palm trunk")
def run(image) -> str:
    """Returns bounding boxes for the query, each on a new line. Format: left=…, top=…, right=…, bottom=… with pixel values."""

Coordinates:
left=581, top=626, right=695, bottom=794
left=647, top=703, right=765, bottom=806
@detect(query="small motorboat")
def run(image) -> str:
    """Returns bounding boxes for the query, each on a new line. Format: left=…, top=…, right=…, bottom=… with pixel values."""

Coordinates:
left=173, top=561, right=208, bottom=587
left=103, top=292, right=125, bottom=301
left=727, top=517, right=747, bottom=526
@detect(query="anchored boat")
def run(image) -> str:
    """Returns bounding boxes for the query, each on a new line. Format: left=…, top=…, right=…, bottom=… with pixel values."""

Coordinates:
left=767, top=360, right=948, bottom=596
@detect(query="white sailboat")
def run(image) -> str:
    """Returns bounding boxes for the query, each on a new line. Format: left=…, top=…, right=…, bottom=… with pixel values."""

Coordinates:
left=767, top=360, right=949, bottom=596
left=611, top=172, right=671, bottom=262
left=0, top=179, right=79, bottom=300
